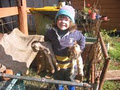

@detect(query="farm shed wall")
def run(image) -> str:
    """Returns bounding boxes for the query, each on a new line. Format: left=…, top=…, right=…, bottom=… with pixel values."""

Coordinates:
left=72, top=0, right=120, bottom=31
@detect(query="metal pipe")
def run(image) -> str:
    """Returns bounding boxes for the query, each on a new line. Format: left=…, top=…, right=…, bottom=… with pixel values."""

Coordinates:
left=0, top=73, right=92, bottom=88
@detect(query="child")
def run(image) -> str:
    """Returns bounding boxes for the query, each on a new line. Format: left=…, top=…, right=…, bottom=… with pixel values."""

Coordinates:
left=44, top=5, right=85, bottom=90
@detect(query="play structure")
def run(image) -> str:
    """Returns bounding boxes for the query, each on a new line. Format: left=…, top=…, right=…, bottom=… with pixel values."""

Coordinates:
left=0, top=0, right=110, bottom=90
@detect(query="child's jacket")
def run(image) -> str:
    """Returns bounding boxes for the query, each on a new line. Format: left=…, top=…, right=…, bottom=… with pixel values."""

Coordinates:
left=44, top=27, right=85, bottom=69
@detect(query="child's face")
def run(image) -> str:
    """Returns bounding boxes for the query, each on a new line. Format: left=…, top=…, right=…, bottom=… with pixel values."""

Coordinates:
left=57, top=15, right=70, bottom=30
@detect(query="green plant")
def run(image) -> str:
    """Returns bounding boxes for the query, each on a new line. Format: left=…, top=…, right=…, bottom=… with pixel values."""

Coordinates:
left=108, top=60, right=120, bottom=70
left=101, top=29, right=120, bottom=61
left=83, top=7, right=92, bottom=14
left=103, top=81, right=120, bottom=90
left=101, top=29, right=111, bottom=43
left=100, top=29, right=118, bottom=44
left=108, top=42, right=120, bottom=62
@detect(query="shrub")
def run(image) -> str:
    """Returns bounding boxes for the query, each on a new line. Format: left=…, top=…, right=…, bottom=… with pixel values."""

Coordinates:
left=103, top=81, right=120, bottom=90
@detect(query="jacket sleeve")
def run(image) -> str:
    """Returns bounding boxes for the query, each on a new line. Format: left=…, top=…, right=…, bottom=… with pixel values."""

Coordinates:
left=44, top=29, right=51, bottom=42
left=78, top=32, right=86, bottom=52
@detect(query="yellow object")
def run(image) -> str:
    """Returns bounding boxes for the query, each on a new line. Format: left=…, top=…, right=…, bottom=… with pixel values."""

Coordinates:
left=55, top=55, right=70, bottom=62
left=29, top=6, right=60, bottom=35
left=55, top=55, right=72, bottom=69
left=29, top=6, right=59, bottom=12
left=59, top=63, right=72, bottom=69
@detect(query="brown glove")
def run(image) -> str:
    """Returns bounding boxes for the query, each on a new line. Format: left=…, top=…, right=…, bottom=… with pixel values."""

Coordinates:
left=2, top=69, right=14, bottom=81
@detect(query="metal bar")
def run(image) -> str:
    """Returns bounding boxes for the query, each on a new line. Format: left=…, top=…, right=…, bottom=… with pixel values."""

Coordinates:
left=0, top=73, right=92, bottom=88
left=0, top=21, right=16, bottom=26
left=1, top=73, right=21, bottom=90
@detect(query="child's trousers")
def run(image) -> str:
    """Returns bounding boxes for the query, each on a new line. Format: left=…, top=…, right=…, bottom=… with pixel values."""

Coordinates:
left=57, top=85, right=75, bottom=90
left=54, top=68, right=76, bottom=90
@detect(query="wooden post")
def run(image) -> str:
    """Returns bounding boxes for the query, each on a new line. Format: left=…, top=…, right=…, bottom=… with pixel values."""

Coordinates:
left=93, top=77, right=100, bottom=90
left=99, top=58, right=110, bottom=90
left=98, top=32, right=110, bottom=90
left=17, top=0, right=28, bottom=35
left=91, top=63, right=95, bottom=84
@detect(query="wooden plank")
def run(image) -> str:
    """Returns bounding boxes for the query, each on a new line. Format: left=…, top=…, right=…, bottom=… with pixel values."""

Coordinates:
left=106, top=77, right=120, bottom=81
left=102, top=25, right=120, bottom=29
left=105, top=70, right=120, bottom=81
left=102, top=22, right=120, bottom=26
left=100, top=2, right=120, bottom=4
left=100, top=4, right=120, bottom=9
left=104, top=25, right=120, bottom=28
left=0, top=7, right=18, bottom=18
left=102, top=11, right=120, bottom=15
left=99, top=0, right=120, bottom=4
left=102, top=9, right=120, bottom=13
left=101, top=6, right=120, bottom=10
left=109, top=19, right=120, bottom=23
left=107, top=14, right=120, bottom=18
left=103, top=19, right=120, bottom=23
